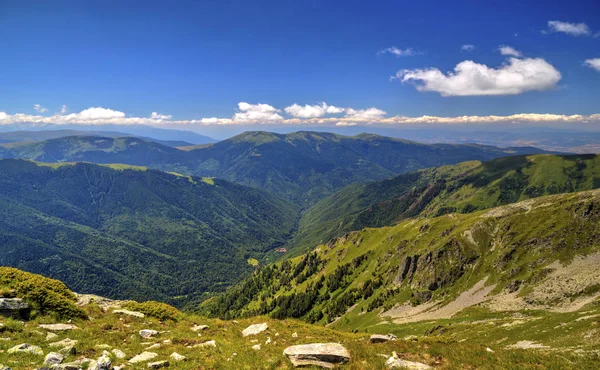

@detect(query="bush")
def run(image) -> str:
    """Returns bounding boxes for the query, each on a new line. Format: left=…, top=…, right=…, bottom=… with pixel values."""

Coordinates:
left=124, top=301, right=181, bottom=321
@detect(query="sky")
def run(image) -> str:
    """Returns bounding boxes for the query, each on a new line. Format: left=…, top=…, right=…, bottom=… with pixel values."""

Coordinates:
left=0, top=0, right=599, bottom=136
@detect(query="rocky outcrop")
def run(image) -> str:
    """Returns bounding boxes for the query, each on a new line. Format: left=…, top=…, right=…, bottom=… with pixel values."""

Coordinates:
left=0, top=298, right=30, bottom=320
left=113, top=309, right=145, bottom=318
left=44, top=352, right=64, bottom=366
left=283, top=343, right=350, bottom=368
left=242, top=323, right=268, bottom=337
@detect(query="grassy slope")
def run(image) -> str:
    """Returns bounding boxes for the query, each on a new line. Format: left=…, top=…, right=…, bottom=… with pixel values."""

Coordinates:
left=290, top=154, right=600, bottom=255
left=1, top=268, right=597, bottom=369
left=0, top=159, right=299, bottom=306
left=200, top=189, right=600, bottom=341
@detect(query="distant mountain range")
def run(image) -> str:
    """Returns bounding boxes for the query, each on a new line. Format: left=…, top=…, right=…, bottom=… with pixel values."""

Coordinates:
left=0, top=130, right=553, bottom=206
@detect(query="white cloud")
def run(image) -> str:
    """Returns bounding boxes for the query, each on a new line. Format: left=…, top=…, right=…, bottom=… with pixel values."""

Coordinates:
left=150, top=112, right=173, bottom=120
left=584, top=58, right=600, bottom=72
left=498, top=45, right=522, bottom=57
left=284, top=103, right=344, bottom=118
left=0, top=104, right=598, bottom=128
left=547, top=21, right=591, bottom=36
left=33, top=104, right=48, bottom=113
left=59, top=105, right=68, bottom=114
left=393, top=57, right=561, bottom=96
left=461, top=44, right=475, bottom=52
left=233, top=102, right=283, bottom=121
left=377, top=47, right=421, bottom=57
left=344, top=107, right=387, bottom=120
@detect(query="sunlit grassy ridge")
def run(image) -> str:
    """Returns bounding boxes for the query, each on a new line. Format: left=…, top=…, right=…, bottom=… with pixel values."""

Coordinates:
left=0, top=268, right=598, bottom=369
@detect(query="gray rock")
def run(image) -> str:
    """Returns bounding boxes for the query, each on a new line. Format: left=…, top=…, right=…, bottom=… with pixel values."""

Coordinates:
left=0, top=298, right=30, bottom=320
left=283, top=343, right=350, bottom=368
left=369, top=334, right=398, bottom=343
left=7, top=343, right=43, bottom=356
left=59, top=345, right=77, bottom=356
left=129, top=351, right=158, bottom=364
left=0, top=364, right=11, bottom=370
left=39, top=323, right=78, bottom=331
left=49, top=338, right=78, bottom=348
left=147, top=360, right=169, bottom=368
left=191, top=324, right=209, bottom=332
left=46, top=332, right=59, bottom=341
left=113, top=309, right=145, bottom=318
left=193, top=340, right=216, bottom=348
left=242, top=323, right=268, bottom=337
left=139, top=329, right=159, bottom=338
left=44, top=352, right=64, bottom=366
left=112, top=349, right=126, bottom=359
left=88, top=353, right=111, bottom=370
left=169, top=352, right=185, bottom=361
left=386, top=352, right=432, bottom=369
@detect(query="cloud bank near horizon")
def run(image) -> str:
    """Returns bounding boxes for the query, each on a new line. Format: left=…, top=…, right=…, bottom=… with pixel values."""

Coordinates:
left=0, top=104, right=599, bottom=128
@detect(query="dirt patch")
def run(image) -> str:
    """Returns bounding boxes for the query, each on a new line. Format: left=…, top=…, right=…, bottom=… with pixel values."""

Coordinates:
left=383, top=278, right=495, bottom=324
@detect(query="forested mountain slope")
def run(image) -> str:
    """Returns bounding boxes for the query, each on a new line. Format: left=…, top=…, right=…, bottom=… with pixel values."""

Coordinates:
left=0, top=159, right=298, bottom=306
left=291, top=154, right=600, bottom=254
left=200, top=189, right=600, bottom=335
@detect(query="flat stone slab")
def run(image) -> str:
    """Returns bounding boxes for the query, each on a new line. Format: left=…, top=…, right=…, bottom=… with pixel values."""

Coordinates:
left=191, top=324, right=209, bottom=332
left=49, top=338, right=78, bottom=348
left=7, top=343, right=43, bottom=356
left=129, top=351, right=158, bottom=364
left=283, top=343, right=350, bottom=368
left=386, top=353, right=432, bottom=369
left=242, top=323, right=268, bottom=337
left=139, top=329, right=159, bottom=338
left=39, top=323, right=78, bottom=331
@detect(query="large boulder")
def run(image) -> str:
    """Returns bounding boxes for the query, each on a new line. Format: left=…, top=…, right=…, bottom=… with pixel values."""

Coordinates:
left=0, top=298, right=30, bottom=320
left=283, top=343, right=350, bottom=368
left=242, top=323, right=268, bottom=337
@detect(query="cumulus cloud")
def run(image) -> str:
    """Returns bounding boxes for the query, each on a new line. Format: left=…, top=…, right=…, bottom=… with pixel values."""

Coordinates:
left=498, top=45, right=522, bottom=57
left=344, top=107, right=387, bottom=120
left=461, top=44, right=475, bottom=52
left=284, top=103, right=344, bottom=118
left=377, top=47, right=421, bottom=57
left=233, top=102, right=283, bottom=121
left=150, top=112, right=173, bottom=120
left=393, top=57, right=561, bottom=96
left=75, top=107, right=126, bottom=120
left=546, top=21, right=591, bottom=36
left=33, top=104, right=48, bottom=113
left=584, top=58, right=600, bottom=72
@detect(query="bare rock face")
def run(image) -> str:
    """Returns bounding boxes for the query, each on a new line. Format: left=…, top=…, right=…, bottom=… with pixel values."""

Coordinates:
left=242, top=323, right=268, bottom=337
left=369, top=334, right=398, bottom=343
left=0, top=298, right=30, bottom=320
left=283, top=343, right=350, bottom=368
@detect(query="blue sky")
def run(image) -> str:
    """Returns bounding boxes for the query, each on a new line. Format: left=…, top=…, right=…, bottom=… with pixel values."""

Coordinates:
left=0, top=0, right=598, bottom=132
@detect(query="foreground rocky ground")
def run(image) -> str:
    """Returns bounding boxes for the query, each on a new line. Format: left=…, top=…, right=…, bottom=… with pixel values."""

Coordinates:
left=0, top=293, right=599, bottom=369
